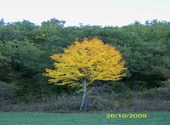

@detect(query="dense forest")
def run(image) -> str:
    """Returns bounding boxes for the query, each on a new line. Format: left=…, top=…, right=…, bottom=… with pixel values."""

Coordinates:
left=0, top=18, right=170, bottom=112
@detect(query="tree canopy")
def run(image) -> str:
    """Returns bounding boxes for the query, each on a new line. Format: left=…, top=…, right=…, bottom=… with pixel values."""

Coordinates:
left=45, top=38, right=126, bottom=87
left=0, top=18, right=169, bottom=104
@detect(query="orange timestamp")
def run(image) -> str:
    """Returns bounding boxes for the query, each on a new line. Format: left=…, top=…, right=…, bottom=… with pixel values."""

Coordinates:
left=106, top=113, right=147, bottom=118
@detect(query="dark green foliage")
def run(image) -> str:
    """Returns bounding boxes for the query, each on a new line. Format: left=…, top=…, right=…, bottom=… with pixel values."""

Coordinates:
left=0, top=18, right=170, bottom=106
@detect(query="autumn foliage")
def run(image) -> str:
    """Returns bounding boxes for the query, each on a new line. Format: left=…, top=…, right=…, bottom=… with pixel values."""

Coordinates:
left=45, top=38, right=126, bottom=87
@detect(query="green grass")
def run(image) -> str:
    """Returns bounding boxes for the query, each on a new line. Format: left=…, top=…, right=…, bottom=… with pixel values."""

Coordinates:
left=0, top=111, right=169, bottom=125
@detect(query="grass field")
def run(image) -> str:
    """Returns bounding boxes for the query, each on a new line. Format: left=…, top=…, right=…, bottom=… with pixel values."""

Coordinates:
left=0, top=111, right=169, bottom=125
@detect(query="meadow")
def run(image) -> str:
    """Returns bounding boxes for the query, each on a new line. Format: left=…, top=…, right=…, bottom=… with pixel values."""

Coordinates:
left=0, top=111, right=169, bottom=125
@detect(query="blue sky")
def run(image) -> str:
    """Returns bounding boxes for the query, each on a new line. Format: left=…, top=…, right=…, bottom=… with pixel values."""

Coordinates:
left=0, top=0, right=170, bottom=26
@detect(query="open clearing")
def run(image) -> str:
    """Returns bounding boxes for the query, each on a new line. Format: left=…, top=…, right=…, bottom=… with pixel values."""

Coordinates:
left=0, top=111, right=169, bottom=125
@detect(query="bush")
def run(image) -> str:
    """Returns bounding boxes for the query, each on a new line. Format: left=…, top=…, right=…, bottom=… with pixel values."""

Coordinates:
left=0, top=81, right=17, bottom=102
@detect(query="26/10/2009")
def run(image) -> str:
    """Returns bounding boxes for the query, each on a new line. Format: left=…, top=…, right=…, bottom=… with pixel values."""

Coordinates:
left=106, top=113, right=147, bottom=118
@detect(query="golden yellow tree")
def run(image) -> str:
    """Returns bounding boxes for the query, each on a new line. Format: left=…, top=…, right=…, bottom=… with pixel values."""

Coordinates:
left=45, top=38, right=126, bottom=110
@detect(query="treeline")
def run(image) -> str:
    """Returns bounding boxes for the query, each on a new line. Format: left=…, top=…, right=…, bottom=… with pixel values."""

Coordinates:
left=0, top=18, right=170, bottom=107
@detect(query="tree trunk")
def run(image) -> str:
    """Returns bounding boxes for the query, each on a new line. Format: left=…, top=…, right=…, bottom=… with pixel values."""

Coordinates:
left=41, top=85, right=45, bottom=104
left=79, top=78, right=87, bottom=111
left=41, top=82, right=45, bottom=111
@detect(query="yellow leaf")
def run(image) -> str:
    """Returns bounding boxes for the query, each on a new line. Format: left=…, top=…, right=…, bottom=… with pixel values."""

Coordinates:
left=44, top=38, right=126, bottom=87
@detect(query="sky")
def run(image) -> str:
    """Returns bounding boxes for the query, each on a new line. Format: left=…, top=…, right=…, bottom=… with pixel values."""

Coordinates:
left=0, top=0, right=170, bottom=26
